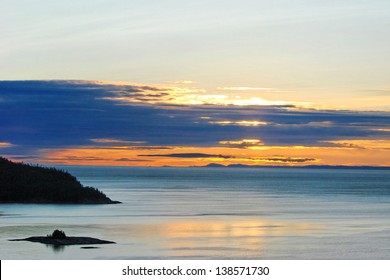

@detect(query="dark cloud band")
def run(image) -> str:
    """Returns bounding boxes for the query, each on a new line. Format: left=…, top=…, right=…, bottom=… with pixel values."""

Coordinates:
left=1, top=80, right=389, bottom=159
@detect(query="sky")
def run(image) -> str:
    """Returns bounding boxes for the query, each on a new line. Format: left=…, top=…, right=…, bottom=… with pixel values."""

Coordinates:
left=1, top=0, right=390, bottom=166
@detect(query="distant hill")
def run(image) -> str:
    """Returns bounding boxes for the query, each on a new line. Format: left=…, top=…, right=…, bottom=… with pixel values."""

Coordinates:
left=0, top=157, right=120, bottom=204
left=203, top=163, right=390, bottom=170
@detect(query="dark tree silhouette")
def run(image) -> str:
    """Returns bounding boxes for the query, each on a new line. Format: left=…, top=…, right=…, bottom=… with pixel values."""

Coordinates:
left=0, top=157, right=120, bottom=204
left=47, top=230, right=67, bottom=239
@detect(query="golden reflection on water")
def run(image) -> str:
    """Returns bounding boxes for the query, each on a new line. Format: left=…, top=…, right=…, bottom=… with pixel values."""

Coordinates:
left=113, top=218, right=322, bottom=258
left=136, top=219, right=316, bottom=238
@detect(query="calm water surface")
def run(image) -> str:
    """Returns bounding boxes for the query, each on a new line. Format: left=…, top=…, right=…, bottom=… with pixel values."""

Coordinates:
left=1, top=167, right=389, bottom=259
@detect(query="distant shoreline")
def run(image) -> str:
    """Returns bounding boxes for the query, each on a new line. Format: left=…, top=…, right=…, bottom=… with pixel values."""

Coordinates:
left=52, top=164, right=390, bottom=170
left=200, top=164, right=390, bottom=170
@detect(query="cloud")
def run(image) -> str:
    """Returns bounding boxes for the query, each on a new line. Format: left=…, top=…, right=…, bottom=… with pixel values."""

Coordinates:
left=0, top=142, right=13, bottom=148
left=127, top=146, right=173, bottom=150
left=218, top=87, right=275, bottom=91
left=171, top=80, right=196, bottom=84
left=139, top=153, right=234, bottom=159
left=90, top=138, right=146, bottom=145
left=324, top=139, right=390, bottom=150
left=209, top=120, right=268, bottom=127
left=1, top=80, right=390, bottom=165
left=58, top=156, right=107, bottom=161
left=219, top=139, right=265, bottom=149
left=371, top=128, right=390, bottom=132
left=304, top=121, right=333, bottom=127
left=115, top=158, right=151, bottom=162
left=87, top=81, right=299, bottom=107
left=256, top=156, right=317, bottom=163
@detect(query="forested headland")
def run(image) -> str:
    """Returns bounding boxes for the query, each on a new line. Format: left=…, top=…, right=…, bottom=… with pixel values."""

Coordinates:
left=0, top=157, right=120, bottom=204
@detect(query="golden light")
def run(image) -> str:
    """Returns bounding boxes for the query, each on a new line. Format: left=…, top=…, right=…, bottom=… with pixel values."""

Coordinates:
left=209, top=120, right=268, bottom=127
left=93, top=80, right=307, bottom=107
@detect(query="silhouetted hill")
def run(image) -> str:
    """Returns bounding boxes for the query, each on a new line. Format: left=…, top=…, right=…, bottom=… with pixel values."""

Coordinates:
left=0, top=157, right=120, bottom=204
left=205, top=163, right=225, bottom=168
left=203, top=163, right=390, bottom=170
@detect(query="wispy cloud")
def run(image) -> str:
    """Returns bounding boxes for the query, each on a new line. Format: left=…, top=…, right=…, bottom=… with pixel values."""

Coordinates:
left=371, top=128, right=390, bottom=132
left=209, top=120, right=268, bottom=127
left=90, top=138, right=146, bottom=145
left=115, top=158, right=151, bottom=162
left=139, top=153, right=234, bottom=159
left=218, top=87, right=275, bottom=91
left=89, top=80, right=301, bottom=107
left=219, top=139, right=265, bottom=149
left=170, top=80, right=196, bottom=84
left=251, top=156, right=317, bottom=164
left=324, top=139, right=390, bottom=150
left=57, top=156, right=107, bottom=162
left=0, top=142, right=13, bottom=148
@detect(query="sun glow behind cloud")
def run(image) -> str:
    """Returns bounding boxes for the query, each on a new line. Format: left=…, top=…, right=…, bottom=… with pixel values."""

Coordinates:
left=102, top=91, right=294, bottom=107
left=94, top=80, right=308, bottom=107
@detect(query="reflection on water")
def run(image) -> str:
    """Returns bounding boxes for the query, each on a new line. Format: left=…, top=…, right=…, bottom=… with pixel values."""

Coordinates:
left=107, top=218, right=322, bottom=259
left=131, top=219, right=319, bottom=238
left=45, top=244, right=66, bottom=253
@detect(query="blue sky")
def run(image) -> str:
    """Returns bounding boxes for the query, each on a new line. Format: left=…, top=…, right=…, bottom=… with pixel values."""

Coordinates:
left=1, top=0, right=390, bottom=110
left=0, top=1, right=389, bottom=166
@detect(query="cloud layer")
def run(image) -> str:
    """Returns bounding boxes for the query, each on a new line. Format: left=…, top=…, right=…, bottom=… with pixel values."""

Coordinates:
left=1, top=80, right=390, bottom=166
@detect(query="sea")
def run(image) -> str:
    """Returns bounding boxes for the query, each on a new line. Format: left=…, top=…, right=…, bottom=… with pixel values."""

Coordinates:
left=1, top=166, right=389, bottom=260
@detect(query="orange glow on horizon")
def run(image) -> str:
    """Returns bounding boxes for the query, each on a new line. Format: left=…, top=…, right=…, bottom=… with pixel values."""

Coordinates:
left=35, top=139, right=390, bottom=167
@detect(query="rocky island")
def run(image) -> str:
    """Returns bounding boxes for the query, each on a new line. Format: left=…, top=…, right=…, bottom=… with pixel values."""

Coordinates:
left=10, top=230, right=115, bottom=246
left=0, top=157, right=120, bottom=204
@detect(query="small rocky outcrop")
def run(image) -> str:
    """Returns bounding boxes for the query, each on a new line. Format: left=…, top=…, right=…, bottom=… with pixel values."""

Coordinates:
left=9, top=230, right=115, bottom=246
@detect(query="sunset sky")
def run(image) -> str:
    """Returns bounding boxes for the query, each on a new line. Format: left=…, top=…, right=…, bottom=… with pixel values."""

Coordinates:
left=1, top=0, right=390, bottom=166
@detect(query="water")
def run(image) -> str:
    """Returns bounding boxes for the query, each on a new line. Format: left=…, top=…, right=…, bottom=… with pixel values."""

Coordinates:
left=1, top=167, right=389, bottom=259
